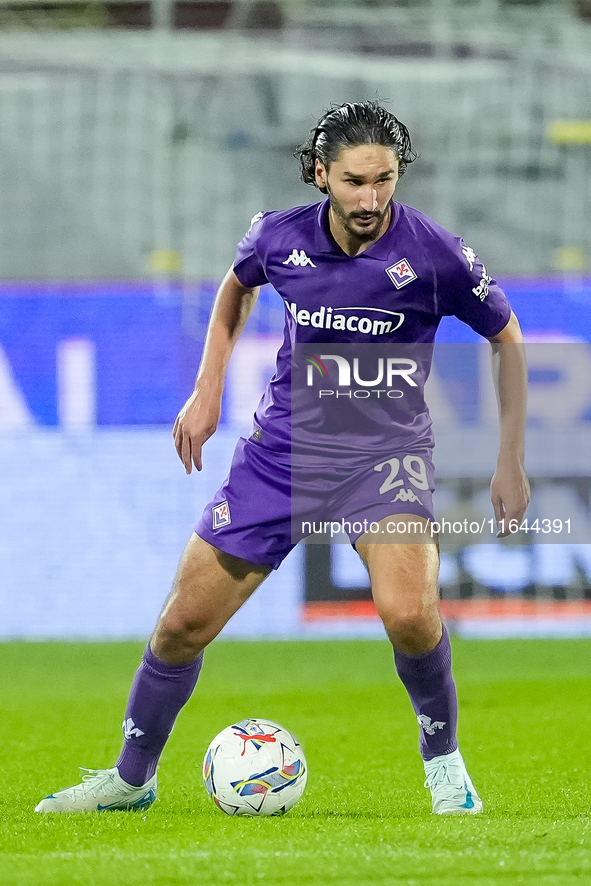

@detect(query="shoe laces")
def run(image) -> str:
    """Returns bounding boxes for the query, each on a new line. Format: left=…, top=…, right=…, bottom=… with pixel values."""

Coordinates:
left=424, top=758, right=465, bottom=795
left=76, top=768, right=120, bottom=800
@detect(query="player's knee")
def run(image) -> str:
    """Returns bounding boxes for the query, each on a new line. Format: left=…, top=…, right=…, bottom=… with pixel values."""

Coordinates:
left=154, top=610, right=214, bottom=658
left=379, top=605, right=434, bottom=647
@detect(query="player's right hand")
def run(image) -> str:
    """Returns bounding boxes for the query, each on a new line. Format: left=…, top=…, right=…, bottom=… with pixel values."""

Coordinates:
left=173, top=388, right=222, bottom=474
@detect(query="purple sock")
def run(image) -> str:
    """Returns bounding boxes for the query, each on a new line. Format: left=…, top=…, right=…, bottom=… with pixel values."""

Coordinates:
left=394, top=625, right=458, bottom=761
left=116, top=644, right=203, bottom=786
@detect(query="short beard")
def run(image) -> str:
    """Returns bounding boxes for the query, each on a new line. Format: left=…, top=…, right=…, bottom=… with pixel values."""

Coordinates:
left=326, top=185, right=389, bottom=243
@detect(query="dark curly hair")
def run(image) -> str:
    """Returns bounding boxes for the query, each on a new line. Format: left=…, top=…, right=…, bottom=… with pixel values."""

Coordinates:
left=295, top=101, right=416, bottom=194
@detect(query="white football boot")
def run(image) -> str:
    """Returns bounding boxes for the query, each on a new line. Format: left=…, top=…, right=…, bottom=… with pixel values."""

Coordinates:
left=35, top=767, right=157, bottom=813
left=423, top=748, right=483, bottom=815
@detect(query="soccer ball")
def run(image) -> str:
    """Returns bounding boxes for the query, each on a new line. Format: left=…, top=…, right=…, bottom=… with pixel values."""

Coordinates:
left=202, top=718, right=307, bottom=816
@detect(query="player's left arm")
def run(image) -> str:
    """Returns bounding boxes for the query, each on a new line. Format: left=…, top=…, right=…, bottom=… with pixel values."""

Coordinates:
left=486, top=310, right=531, bottom=537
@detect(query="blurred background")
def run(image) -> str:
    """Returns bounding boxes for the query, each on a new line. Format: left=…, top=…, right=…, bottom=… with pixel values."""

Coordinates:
left=1, top=0, right=591, bottom=640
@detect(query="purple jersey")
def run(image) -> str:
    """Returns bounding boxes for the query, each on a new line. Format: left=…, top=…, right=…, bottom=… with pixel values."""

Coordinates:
left=233, top=199, right=511, bottom=454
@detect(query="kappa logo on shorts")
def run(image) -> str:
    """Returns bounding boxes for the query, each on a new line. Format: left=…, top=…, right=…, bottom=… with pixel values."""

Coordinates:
left=212, top=501, right=231, bottom=529
left=385, top=258, right=417, bottom=289
left=392, top=488, right=422, bottom=504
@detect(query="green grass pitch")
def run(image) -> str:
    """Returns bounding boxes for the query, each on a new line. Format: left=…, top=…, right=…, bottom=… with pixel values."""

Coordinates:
left=0, top=638, right=590, bottom=885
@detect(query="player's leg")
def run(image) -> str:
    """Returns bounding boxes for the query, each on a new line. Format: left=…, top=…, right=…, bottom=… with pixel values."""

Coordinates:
left=114, top=533, right=271, bottom=787
left=355, top=515, right=454, bottom=751
left=152, top=531, right=272, bottom=665
left=35, top=432, right=295, bottom=813
left=35, top=533, right=271, bottom=813
left=355, top=515, right=482, bottom=814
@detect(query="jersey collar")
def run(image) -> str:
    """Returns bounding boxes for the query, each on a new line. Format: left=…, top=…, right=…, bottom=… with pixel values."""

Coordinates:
left=314, top=199, right=399, bottom=260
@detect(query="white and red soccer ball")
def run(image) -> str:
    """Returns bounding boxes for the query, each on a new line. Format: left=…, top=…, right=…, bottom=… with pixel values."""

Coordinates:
left=202, top=718, right=307, bottom=816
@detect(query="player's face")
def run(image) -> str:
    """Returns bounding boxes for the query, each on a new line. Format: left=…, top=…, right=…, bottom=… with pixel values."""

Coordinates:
left=315, top=144, right=399, bottom=243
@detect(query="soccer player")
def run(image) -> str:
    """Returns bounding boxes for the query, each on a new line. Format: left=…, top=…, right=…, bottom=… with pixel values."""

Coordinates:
left=36, top=101, right=529, bottom=815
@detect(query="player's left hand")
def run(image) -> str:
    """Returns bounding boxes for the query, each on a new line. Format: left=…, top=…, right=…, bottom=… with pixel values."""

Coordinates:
left=490, top=455, right=530, bottom=538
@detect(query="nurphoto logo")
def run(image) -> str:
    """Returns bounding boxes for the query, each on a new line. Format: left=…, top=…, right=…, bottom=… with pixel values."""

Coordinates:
left=304, top=352, right=419, bottom=399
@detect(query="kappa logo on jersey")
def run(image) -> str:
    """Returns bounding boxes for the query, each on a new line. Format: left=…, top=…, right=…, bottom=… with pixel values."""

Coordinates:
left=212, top=501, right=231, bottom=529
left=417, top=714, right=446, bottom=736
left=248, top=211, right=264, bottom=231
left=282, top=248, right=317, bottom=268
left=462, top=245, right=477, bottom=271
left=385, top=258, right=417, bottom=289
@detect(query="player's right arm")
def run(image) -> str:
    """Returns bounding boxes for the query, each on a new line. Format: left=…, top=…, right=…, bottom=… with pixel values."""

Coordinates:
left=173, top=268, right=260, bottom=473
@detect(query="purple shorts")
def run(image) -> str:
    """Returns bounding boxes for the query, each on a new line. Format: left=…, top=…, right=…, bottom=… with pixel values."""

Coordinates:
left=196, top=434, right=435, bottom=569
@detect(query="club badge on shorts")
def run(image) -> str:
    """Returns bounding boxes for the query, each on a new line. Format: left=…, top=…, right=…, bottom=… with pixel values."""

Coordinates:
left=212, top=501, right=231, bottom=529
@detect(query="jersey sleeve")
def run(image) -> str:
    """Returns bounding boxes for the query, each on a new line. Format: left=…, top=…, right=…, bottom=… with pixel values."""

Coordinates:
left=232, top=211, right=270, bottom=288
left=438, top=238, right=511, bottom=338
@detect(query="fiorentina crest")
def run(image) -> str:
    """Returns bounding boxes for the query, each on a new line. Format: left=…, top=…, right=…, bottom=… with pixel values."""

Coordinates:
left=385, top=257, right=417, bottom=289
left=213, top=501, right=231, bottom=529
